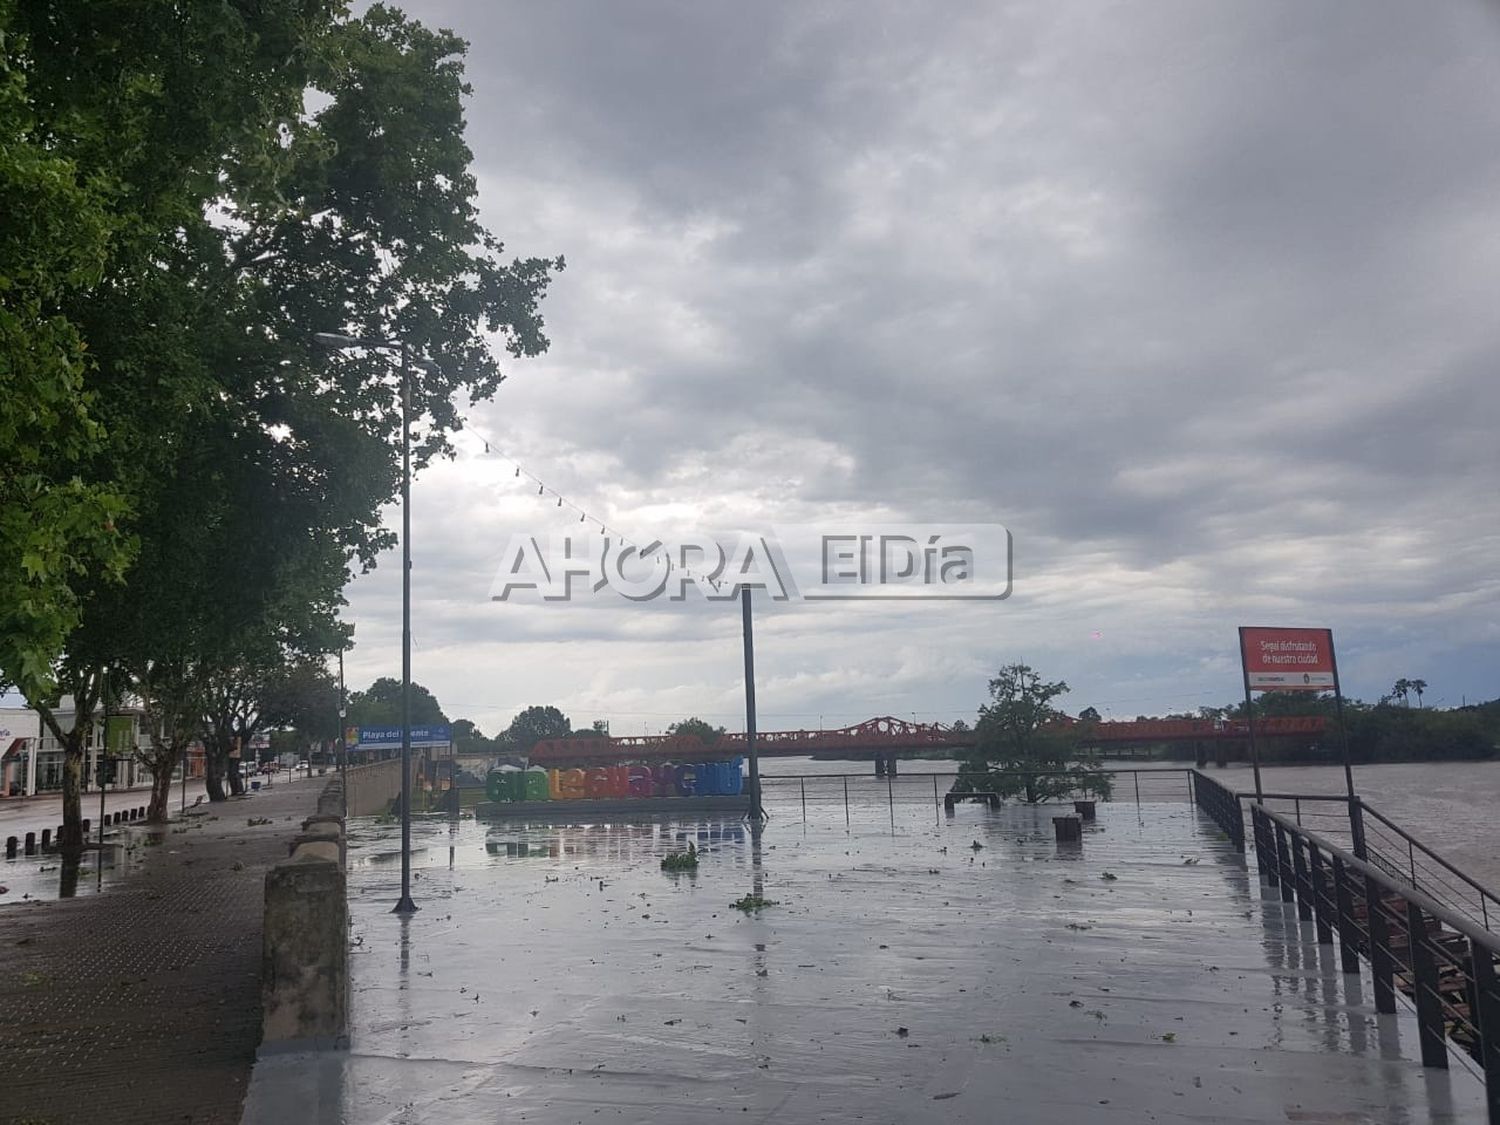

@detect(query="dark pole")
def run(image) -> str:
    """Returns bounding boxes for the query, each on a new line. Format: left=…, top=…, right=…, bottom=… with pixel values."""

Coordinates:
left=1237, top=627, right=1264, bottom=802
left=1326, top=631, right=1365, bottom=858
left=98, top=668, right=108, bottom=848
left=338, top=647, right=347, bottom=816
left=394, top=342, right=417, bottom=913
left=741, top=587, right=763, bottom=820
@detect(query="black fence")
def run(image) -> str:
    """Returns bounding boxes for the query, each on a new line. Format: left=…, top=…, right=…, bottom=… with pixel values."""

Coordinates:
left=1188, top=770, right=1243, bottom=851
left=1251, top=805, right=1500, bottom=1123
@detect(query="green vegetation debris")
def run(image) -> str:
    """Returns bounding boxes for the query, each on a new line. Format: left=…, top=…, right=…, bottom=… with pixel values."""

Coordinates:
left=660, top=843, right=699, bottom=872
left=731, top=894, right=779, bottom=912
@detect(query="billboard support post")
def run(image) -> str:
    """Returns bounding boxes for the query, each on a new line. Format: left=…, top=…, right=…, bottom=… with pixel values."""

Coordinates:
left=1237, top=628, right=1264, bottom=803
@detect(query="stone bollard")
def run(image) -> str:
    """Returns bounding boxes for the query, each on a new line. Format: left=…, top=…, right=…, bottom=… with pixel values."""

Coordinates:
left=5, top=836, right=16, bottom=859
left=82, top=818, right=90, bottom=835
left=1053, top=815, right=1082, bottom=844
left=262, top=830, right=348, bottom=1050
left=40, top=828, right=51, bottom=849
left=1072, top=800, right=1097, bottom=822
left=137, top=806, right=145, bottom=818
left=24, top=831, right=36, bottom=855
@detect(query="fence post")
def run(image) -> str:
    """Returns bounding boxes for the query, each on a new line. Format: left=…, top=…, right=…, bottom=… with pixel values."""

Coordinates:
left=800, top=777, right=806, bottom=824
left=1308, top=843, right=1333, bottom=945
left=1274, top=823, right=1295, bottom=903
left=933, top=774, right=940, bottom=824
left=1252, top=807, right=1275, bottom=884
left=887, top=773, right=895, bottom=832
left=843, top=776, right=849, bottom=828
left=1365, top=873, right=1397, bottom=1014
left=1405, top=899, right=1449, bottom=1070
left=1330, top=857, right=1362, bottom=974
left=1468, top=940, right=1500, bottom=1120
left=1133, top=771, right=1140, bottom=803
left=1291, top=835, right=1313, bottom=922
left=1349, top=797, right=1368, bottom=861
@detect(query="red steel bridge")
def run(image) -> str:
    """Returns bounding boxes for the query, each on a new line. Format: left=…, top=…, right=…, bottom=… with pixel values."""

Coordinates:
left=526, top=714, right=1326, bottom=768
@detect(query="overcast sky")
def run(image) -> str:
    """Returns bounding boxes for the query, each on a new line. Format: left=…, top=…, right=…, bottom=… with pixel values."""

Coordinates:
left=339, top=0, right=1500, bottom=737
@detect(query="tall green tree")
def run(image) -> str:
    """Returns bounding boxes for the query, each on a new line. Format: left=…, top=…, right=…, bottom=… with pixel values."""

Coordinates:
left=667, top=717, right=726, bottom=746
left=346, top=677, right=448, bottom=729
left=5, top=2, right=560, bottom=837
left=504, top=706, right=572, bottom=755
left=957, top=664, right=1111, bottom=803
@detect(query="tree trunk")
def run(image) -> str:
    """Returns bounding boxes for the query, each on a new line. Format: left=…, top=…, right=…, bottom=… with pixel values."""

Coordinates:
left=145, top=745, right=179, bottom=822
left=204, top=744, right=228, bottom=802
left=227, top=753, right=244, bottom=797
left=60, top=729, right=86, bottom=848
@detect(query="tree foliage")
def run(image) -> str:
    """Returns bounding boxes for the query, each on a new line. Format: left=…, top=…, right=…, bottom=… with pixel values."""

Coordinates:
left=1, top=2, right=560, bottom=831
left=504, top=706, right=572, bottom=755
left=957, top=664, right=1111, bottom=803
left=667, top=717, right=726, bottom=746
left=346, top=677, right=448, bottom=729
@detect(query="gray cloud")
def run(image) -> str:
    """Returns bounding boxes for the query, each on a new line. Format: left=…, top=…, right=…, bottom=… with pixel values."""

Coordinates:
left=342, top=0, right=1500, bottom=731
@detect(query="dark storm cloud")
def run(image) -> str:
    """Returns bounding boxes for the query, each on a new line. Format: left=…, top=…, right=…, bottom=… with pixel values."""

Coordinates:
left=342, top=1, right=1500, bottom=724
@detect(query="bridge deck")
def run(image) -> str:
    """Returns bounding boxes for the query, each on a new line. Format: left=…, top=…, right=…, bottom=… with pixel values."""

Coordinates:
left=245, top=794, right=1484, bottom=1123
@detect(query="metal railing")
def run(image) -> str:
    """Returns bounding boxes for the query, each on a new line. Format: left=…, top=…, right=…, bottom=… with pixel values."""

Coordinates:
left=1204, top=782, right=1500, bottom=933
left=1251, top=805, right=1500, bottom=1122
left=1188, top=770, right=1243, bottom=850
left=757, top=768, right=1195, bottom=828
left=1357, top=802, right=1500, bottom=932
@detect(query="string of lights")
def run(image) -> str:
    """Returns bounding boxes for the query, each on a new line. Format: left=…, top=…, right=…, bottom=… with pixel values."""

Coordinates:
left=457, top=422, right=725, bottom=591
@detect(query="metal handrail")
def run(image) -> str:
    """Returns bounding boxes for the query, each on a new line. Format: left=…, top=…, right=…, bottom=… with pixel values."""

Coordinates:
left=1257, top=806, right=1500, bottom=956
left=1251, top=806, right=1500, bottom=1123
left=1357, top=800, right=1500, bottom=930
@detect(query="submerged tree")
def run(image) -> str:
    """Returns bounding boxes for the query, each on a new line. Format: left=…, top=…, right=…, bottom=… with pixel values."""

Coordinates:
left=957, top=663, right=1111, bottom=803
left=666, top=717, right=726, bottom=746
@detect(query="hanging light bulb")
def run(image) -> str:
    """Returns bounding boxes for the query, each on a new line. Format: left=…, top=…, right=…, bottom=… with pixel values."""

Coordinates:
left=556, top=496, right=562, bottom=508
left=483, top=440, right=490, bottom=454
left=514, top=466, right=520, bottom=477
left=579, top=512, right=586, bottom=523
left=537, top=483, right=544, bottom=496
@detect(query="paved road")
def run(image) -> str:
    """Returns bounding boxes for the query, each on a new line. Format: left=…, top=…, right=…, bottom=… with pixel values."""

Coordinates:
left=0, top=777, right=325, bottom=1124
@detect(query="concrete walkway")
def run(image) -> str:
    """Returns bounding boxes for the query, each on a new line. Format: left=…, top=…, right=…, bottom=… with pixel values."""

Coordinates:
left=0, top=777, right=324, bottom=1124
left=245, top=797, right=1486, bottom=1123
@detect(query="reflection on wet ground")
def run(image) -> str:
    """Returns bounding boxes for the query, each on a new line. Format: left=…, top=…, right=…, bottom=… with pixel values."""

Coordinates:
left=0, top=824, right=165, bottom=902
left=244, top=796, right=1486, bottom=1124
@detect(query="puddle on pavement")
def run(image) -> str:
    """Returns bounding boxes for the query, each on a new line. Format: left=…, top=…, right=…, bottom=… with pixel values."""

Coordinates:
left=0, top=824, right=168, bottom=904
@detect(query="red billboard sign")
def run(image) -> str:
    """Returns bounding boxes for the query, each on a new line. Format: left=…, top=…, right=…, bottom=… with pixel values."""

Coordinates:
left=1239, top=626, right=1336, bottom=692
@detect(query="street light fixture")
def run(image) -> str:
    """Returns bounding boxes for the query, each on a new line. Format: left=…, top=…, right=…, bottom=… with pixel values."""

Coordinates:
left=314, top=330, right=438, bottom=915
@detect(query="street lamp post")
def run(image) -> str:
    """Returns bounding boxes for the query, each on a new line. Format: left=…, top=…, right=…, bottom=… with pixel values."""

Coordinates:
left=314, top=331, right=434, bottom=915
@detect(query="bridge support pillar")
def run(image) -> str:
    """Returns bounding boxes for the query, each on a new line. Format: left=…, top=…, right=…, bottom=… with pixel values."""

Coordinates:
left=1214, top=742, right=1228, bottom=768
left=874, top=756, right=886, bottom=778
left=1194, top=740, right=1206, bottom=769
left=887, top=756, right=898, bottom=777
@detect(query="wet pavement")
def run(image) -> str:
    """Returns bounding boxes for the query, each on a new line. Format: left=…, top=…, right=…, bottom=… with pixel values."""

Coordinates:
left=243, top=795, right=1486, bottom=1124
left=0, top=778, right=326, bottom=1124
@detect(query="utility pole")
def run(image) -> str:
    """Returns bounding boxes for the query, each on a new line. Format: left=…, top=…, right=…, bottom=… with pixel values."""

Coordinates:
left=741, top=587, right=764, bottom=820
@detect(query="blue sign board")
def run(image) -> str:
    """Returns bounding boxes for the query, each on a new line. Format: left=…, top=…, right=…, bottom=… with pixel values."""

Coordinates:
left=356, top=724, right=452, bottom=749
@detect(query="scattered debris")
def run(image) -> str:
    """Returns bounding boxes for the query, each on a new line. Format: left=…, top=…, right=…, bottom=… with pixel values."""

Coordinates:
left=895, top=1026, right=909, bottom=1038
left=730, top=894, right=778, bottom=913
left=1100, top=872, right=1118, bottom=882
left=661, top=843, right=699, bottom=872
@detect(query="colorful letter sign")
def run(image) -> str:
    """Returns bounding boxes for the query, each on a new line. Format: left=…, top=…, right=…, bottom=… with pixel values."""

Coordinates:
left=487, top=759, right=746, bottom=804
left=1239, top=627, right=1336, bottom=692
